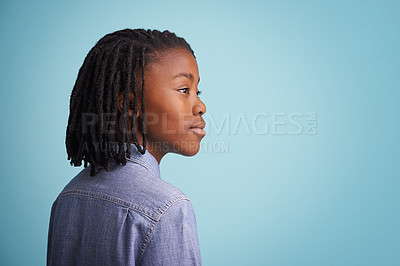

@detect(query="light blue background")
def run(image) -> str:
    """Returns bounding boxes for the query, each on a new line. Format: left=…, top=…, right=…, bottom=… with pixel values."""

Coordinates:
left=0, top=0, right=399, bottom=265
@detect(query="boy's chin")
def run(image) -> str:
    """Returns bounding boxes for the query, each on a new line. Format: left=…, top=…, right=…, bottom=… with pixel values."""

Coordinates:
left=181, top=150, right=199, bottom=157
left=176, top=144, right=201, bottom=157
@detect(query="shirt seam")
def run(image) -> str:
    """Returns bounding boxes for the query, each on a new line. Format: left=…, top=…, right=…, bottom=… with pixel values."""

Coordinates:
left=137, top=195, right=190, bottom=264
left=58, top=189, right=159, bottom=222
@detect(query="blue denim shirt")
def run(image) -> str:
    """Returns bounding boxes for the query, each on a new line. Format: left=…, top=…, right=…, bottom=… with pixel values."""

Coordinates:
left=47, top=144, right=202, bottom=265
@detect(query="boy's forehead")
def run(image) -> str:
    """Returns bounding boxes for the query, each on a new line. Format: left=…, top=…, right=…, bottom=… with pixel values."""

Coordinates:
left=147, top=48, right=199, bottom=80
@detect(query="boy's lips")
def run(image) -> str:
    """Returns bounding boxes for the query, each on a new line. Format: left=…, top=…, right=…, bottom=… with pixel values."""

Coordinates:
left=189, top=121, right=206, bottom=136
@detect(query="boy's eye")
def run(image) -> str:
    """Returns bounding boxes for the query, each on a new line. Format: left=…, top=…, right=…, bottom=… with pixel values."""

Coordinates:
left=178, top=88, right=202, bottom=98
left=178, top=88, right=190, bottom=94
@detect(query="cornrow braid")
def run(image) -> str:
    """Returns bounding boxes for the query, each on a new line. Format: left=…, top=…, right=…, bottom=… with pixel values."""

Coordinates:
left=66, top=28, right=195, bottom=176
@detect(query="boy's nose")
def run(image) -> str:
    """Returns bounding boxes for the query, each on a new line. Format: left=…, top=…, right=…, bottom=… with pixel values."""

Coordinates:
left=193, top=98, right=206, bottom=116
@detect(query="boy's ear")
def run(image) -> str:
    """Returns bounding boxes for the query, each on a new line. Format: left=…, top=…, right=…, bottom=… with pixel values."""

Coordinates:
left=118, top=91, right=141, bottom=117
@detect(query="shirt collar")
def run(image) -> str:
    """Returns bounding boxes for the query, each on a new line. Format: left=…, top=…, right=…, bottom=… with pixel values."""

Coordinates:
left=108, top=143, right=160, bottom=179
left=125, top=143, right=161, bottom=179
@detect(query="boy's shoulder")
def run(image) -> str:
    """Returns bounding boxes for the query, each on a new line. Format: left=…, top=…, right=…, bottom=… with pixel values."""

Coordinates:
left=59, top=160, right=189, bottom=222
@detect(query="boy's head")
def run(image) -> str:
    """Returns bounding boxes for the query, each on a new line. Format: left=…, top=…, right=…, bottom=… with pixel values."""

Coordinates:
left=66, top=29, right=206, bottom=176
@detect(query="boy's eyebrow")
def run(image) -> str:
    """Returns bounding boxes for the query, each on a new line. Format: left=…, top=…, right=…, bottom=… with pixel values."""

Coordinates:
left=173, top=72, right=200, bottom=84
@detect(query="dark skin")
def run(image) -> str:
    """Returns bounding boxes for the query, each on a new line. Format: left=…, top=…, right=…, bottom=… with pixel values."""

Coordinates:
left=118, top=48, right=206, bottom=164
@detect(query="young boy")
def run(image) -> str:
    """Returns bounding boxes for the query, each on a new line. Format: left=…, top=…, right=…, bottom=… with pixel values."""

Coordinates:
left=47, top=29, right=206, bottom=265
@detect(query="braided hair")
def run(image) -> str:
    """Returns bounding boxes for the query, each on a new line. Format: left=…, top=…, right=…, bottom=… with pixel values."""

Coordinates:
left=66, top=29, right=195, bottom=176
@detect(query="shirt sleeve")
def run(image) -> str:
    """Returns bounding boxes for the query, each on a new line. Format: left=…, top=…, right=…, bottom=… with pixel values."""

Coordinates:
left=140, top=199, right=202, bottom=266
